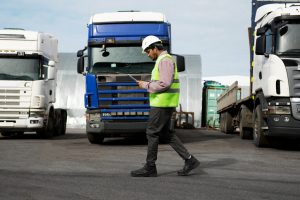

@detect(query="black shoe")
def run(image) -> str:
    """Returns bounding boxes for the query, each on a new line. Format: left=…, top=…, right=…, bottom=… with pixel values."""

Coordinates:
left=131, top=164, right=157, bottom=177
left=177, top=155, right=200, bottom=176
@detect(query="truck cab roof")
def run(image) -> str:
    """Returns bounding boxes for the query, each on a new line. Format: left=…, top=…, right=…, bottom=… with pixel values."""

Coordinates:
left=256, top=3, right=300, bottom=26
left=89, top=11, right=167, bottom=24
left=0, top=29, right=58, bottom=62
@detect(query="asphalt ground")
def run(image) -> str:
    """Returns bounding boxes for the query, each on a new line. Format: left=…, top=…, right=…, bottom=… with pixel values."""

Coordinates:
left=0, top=128, right=299, bottom=200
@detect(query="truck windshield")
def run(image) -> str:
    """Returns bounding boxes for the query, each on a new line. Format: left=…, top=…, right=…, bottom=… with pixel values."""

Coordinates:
left=90, top=47, right=154, bottom=74
left=0, top=57, right=40, bottom=81
left=276, top=23, right=300, bottom=56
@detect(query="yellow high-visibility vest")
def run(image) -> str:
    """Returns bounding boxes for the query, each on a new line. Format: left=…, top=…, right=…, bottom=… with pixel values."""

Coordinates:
left=150, top=53, right=180, bottom=107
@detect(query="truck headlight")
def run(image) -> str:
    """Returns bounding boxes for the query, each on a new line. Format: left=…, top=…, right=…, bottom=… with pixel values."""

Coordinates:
left=87, top=113, right=101, bottom=122
left=268, top=106, right=291, bottom=115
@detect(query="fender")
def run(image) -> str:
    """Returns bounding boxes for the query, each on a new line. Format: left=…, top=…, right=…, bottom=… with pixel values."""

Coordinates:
left=44, top=103, right=54, bottom=124
left=254, top=89, right=268, bottom=111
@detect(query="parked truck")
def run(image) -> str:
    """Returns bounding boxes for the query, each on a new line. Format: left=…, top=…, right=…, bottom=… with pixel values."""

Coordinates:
left=77, top=11, right=185, bottom=144
left=0, top=28, right=67, bottom=138
left=217, top=0, right=300, bottom=147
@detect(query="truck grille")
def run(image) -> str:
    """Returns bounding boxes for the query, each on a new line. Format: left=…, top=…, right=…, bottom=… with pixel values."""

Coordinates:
left=285, top=61, right=300, bottom=120
left=97, top=75, right=150, bottom=121
left=286, top=66, right=300, bottom=96
left=0, top=88, right=31, bottom=119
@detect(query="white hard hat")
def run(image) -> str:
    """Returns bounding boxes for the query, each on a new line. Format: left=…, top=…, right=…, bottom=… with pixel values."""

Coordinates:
left=142, top=35, right=162, bottom=52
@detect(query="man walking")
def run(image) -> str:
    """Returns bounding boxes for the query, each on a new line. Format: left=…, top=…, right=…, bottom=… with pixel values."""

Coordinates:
left=130, top=35, right=200, bottom=177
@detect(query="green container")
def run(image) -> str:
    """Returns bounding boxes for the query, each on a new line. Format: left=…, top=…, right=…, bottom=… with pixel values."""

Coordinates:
left=201, top=81, right=227, bottom=128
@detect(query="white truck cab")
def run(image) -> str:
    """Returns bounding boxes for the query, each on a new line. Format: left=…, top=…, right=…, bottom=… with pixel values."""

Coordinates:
left=0, top=28, right=67, bottom=138
left=218, top=1, right=300, bottom=148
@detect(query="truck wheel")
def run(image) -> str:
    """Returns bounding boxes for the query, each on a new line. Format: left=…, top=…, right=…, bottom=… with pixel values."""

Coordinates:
left=87, top=132, right=104, bottom=144
left=240, top=126, right=253, bottom=140
left=253, top=105, right=269, bottom=147
left=55, top=110, right=67, bottom=136
left=60, top=110, right=67, bottom=135
left=239, top=113, right=253, bottom=139
left=240, top=124, right=253, bottom=140
left=220, top=113, right=225, bottom=132
left=43, top=110, right=55, bottom=138
left=224, top=112, right=234, bottom=134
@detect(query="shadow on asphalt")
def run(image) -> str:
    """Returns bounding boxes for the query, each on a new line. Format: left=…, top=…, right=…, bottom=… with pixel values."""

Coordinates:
left=157, top=158, right=237, bottom=177
left=2, top=128, right=300, bottom=151
left=200, top=158, right=237, bottom=169
left=102, top=136, right=148, bottom=146
left=176, top=129, right=235, bottom=144
left=221, top=132, right=300, bottom=151
left=0, top=133, right=87, bottom=140
left=269, top=138, right=300, bottom=151
left=101, top=128, right=234, bottom=146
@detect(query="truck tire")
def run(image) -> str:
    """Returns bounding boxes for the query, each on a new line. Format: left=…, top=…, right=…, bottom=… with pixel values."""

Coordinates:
left=60, top=110, right=67, bottom=135
left=220, top=113, right=225, bottom=132
left=239, top=125, right=253, bottom=140
left=224, top=112, right=234, bottom=134
left=253, top=105, right=269, bottom=147
left=239, top=112, right=253, bottom=139
left=87, top=132, right=104, bottom=144
left=239, top=106, right=253, bottom=139
left=55, top=109, right=67, bottom=136
left=41, top=109, right=55, bottom=138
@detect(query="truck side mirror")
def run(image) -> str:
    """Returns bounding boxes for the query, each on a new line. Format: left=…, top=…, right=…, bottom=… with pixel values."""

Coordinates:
left=256, top=26, right=267, bottom=36
left=47, top=66, right=56, bottom=80
left=255, top=36, right=265, bottom=55
left=77, top=57, right=85, bottom=74
left=77, top=50, right=84, bottom=57
left=171, top=54, right=185, bottom=72
left=77, top=46, right=87, bottom=57
left=43, top=61, right=56, bottom=80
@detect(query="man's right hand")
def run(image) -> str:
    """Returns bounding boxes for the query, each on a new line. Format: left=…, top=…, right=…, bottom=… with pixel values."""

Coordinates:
left=136, top=80, right=144, bottom=88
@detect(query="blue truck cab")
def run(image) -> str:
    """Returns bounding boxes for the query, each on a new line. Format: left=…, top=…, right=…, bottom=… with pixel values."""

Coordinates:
left=77, top=11, right=185, bottom=143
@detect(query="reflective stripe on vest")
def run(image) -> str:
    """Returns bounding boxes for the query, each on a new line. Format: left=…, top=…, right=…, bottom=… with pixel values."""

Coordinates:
left=150, top=53, right=180, bottom=107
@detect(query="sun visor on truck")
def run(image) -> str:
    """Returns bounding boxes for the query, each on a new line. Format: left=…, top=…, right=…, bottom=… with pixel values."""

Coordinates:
left=88, top=23, right=170, bottom=45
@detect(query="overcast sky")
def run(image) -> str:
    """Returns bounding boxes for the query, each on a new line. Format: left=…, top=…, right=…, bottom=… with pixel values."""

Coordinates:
left=1, top=0, right=251, bottom=76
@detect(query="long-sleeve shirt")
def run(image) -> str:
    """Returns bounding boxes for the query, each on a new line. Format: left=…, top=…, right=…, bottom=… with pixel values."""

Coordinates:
left=141, top=51, right=174, bottom=93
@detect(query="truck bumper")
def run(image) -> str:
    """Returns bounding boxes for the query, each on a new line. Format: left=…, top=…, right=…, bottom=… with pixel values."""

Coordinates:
left=86, top=120, right=148, bottom=135
left=266, top=114, right=300, bottom=137
left=0, top=117, right=44, bottom=131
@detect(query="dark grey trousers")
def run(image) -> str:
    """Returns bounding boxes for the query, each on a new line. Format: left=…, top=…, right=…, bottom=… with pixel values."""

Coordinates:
left=146, top=107, right=190, bottom=166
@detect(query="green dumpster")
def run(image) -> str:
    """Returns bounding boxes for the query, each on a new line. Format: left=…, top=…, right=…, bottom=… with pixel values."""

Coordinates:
left=201, top=81, right=227, bottom=128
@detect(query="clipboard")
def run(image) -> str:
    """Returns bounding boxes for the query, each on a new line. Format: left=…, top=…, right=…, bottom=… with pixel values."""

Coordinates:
left=128, top=74, right=137, bottom=82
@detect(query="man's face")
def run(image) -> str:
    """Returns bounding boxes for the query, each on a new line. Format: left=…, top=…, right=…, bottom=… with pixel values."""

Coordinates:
left=145, top=48, right=158, bottom=61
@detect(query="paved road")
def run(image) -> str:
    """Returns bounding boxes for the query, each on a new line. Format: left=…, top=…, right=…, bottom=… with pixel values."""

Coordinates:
left=0, top=128, right=299, bottom=200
